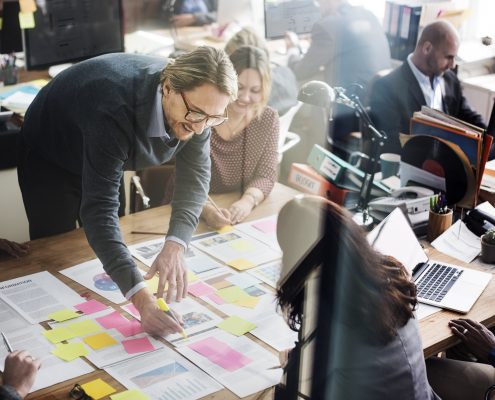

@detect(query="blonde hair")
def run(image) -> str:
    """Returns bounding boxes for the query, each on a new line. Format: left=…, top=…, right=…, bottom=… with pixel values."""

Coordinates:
left=229, top=45, right=271, bottom=118
left=224, top=27, right=269, bottom=57
left=161, top=46, right=237, bottom=101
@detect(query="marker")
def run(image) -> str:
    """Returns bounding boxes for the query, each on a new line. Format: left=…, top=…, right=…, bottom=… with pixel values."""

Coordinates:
left=156, top=298, right=187, bottom=338
left=1, top=332, right=13, bottom=352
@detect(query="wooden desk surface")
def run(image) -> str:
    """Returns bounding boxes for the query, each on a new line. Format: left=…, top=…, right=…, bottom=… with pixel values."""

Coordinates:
left=0, top=183, right=299, bottom=400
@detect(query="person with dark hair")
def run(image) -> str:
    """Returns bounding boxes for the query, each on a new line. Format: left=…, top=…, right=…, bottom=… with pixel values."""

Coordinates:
left=167, top=0, right=217, bottom=27
left=0, top=350, right=41, bottom=400
left=275, top=195, right=439, bottom=399
left=370, top=20, right=485, bottom=155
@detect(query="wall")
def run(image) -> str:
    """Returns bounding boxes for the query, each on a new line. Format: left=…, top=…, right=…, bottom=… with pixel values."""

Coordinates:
left=0, top=168, right=29, bottom=242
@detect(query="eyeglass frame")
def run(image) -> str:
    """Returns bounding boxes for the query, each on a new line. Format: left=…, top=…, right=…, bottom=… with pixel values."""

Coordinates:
left=179, top=91, right=228, bottom=128
left=69, top=383, right=94, bottom=400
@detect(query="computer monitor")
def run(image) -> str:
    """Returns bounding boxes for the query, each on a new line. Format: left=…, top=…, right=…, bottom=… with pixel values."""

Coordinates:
left=0, top=0, right=23, bottom=54
left=217, top=0, right=261, bottom=31
left=23, top=0, right=124, bottom=70
left=264, top=0, right=320, bottom=40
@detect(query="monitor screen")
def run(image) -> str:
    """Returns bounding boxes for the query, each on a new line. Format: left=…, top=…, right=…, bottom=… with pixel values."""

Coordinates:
left=264, top=0, right=320, bottom=40
left=1, top=0, right=23, bottom=54
left=23, top=0, right=124, bottom=70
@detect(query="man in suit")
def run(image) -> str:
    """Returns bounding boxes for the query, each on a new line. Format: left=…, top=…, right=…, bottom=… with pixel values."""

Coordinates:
left=369, top=20, right=486, bottom=155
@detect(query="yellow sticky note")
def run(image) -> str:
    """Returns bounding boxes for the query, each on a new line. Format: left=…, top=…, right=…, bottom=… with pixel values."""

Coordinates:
left=235, top=295, right=260, bottom=309
left=18, top=12, right=35, bottom=29
left=48, top=309, right=80, bottom=322
left=42, top=327, right=78, bottom=344
left=187, top=270, right=198, bottom=282
left=52, top=342, right=88, bottom=362
left=229, top=239, right=256, bottom=252
left=67, top=320, right=102, bottom=337
left=216, top=286, right=249, bottom=303
left=19, top=0, right=37, bottom=13
left=217, top=316, right=256, bottom=336
left=0, top=18, right=3, bottom=31
left=111, top=389, right=150, bottom=400
left=216, top=225, right=234, bottom=234
left=83, top=332, right=118, bottom=350
left=81, top=379, right=117, bottom=400
left=145, top=276, right=168, bottom=294
left=227, top=258, right=256, bottom=271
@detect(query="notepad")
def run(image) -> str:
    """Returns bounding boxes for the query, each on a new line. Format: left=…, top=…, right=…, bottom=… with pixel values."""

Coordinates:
left=217, top=316, right=256, bottom=336
left=52, top=342, right=88, bottom=362
left=81, top=379, right=117, bottom=400
left=83, top=332, right=118, bottom=350
left=188, top=337, right=252, bottom=372
left=227, top=258, right=256, bottom=271
left=111, top=389, right=150, bottom=400
left=75, top=299, right=108, bottom=315
left=48, top=309, right=80, bottom=322
left=121, top=337, right=155, bottom=354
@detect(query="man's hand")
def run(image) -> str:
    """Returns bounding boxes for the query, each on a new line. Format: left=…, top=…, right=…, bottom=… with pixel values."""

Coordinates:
left=449, top=319, right=495, bottom=362
left=145, top=240, right=187, bottom=303
left=171, top=14, right=196, bottom=27
left=229, top=198, right=254, bottom=224
left=131, top=289, right=183, bottom=337
left=3, top=350, right=41, bottom=399
left=202, top=203, right=232, bottom=229
left=0, top=239, right=29, bottom=258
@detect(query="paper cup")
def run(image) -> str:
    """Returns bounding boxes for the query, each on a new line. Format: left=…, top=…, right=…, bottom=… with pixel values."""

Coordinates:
left=380, top=153, right=401, bottom=179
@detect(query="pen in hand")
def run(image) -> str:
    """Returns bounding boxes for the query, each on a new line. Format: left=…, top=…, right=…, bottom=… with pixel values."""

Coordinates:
left=1, top=331, right=13, bottom=352
left=156, top=298, right=187, bottom=338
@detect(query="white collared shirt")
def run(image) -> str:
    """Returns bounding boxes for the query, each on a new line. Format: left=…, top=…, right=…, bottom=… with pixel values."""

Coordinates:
left=407, top=54, right=444, bottom=112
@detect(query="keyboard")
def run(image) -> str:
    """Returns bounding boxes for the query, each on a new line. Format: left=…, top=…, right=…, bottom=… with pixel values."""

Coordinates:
left=416, top=263, right=463, bottom=302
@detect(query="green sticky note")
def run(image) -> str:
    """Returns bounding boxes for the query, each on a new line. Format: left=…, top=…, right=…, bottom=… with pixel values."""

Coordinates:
left=67, top=320, right=103, bottom=336
left=83, top=332, right=118, bottom=350
left=52, top=342, right=88, bottom=361
left=216, top=286, right=249, bottom=303
left=111, top=389, right=150, bottom=400
left=226, top=258, right=256, bottom=271
left=48, top=309, right=80, bottom=322
left=81, top=379, right=117, bottom=400
left=229, top=239, right=256, bottom=252
left=235, top=295, right=260, bottom=309
left=217, top=315, right=257, bottom=336
left=18, top=12, right=35, bottom=29
left=42, top=327, right=78, bottom=344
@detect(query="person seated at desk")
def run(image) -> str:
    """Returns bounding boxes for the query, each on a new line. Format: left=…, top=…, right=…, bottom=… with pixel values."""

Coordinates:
left=0, top=239, right=28, bottom=258
left=17, top=47, right=238, bottom=336
left=369, top=20, right=486, bottom=155
left=167, top=0, right=217, bottom=27
left=274, top=195, right=439, bottom=399
left=0, top=350, right=41, bottom=400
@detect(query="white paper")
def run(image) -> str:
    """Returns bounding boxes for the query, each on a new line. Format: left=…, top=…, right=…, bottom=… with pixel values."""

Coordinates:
left=0, top=271, right=83, bottom=323
left=0, top=296, right=31, bottom=333
left=0, top=325, right=94, bottom=393
left=105, top=347, right=223, bottom=400
left=225, top=272, right=261, bottom=289
left=1, top=91, right=36, bottom=111
left=177, top=329, right=282, bottom=398
left=128, top=238, right=164, bottom=267
left=476, top=201, right=495, bottom=220
left=247, top=261, right=282, bottom=288
left=60, top=259, right=127, bottom=304
left=416, top=303, right=442, bottom=321
left=431, top=221, right=481, bottom=263
left=251, top=312, right=298, bottom=352
left=235, top=215, right=282, bottom=252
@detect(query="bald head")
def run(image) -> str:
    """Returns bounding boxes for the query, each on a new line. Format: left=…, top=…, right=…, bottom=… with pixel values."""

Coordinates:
left=417, top=20, right=459, bottom=48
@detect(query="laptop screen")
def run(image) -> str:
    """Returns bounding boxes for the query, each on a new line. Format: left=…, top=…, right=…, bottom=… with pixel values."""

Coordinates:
left=367, top=208, right=427, bottom=273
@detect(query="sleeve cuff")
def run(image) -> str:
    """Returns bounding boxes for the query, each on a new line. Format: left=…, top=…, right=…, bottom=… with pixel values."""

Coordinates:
left=165, top=235, right=187, bottom=249
left=125, top=281, right=148, bottom=300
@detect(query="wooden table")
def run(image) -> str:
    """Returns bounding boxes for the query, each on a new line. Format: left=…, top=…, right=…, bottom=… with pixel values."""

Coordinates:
left=0, top=183, right=299, bottom=400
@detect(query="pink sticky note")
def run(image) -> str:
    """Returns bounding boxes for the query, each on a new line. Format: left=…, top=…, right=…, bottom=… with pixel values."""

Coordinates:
left=189, top=337, right=252, bottom=372
left=122, top=337, right=155, bottom=354
left=123, top=304, right=141, bottom=320
left=188, top=281, right=215, bottom=297
left=252, top=219, right=277, bottom=234
left=96, top=311, right=129, bottom=329
left=74, top=299, right=108, bottom=315
left=206, top=293, right=225, bottom=305
left=115, top=320, right=144, bottom=337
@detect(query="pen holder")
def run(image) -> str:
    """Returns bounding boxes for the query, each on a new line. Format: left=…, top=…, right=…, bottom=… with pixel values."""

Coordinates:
left=427, top=209, right=453, bottom=242
left=2, top=66, right=18, bottom=85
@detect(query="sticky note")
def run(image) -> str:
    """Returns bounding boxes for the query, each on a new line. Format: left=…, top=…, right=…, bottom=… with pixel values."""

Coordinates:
left=122, top=303, right=140, bottom=320
left=96, top=311, right=129, bottom=329
left=0, top=18, right=3, bottom=31
left=187, top=270, right=199, bottom=282
left=83, top=332, right=118, bottom=350
left=206, top=293, right=225, bottom=305
left=226, top=273, right=260, bottom=289
left=19, top=0, right=37, bottom=13
left=18, top=12, right=35, bottom=29
left=121, top=337, right=155, bottom=354
left=67, top=320, right=102, bottom=337
left=42, top=327, right=78, bottom=344
left=75, top=299, right=108, bottom=315
left=253, top=219, right=277, bottom=234
left=229, top=239, right=256, bottom=252
left=217, top=316, right=257, bottom=336
left=52, top=342, right=88, bottom=362
left=188, top=281, right=215, bottom=297
left=115, top=320, right=144, bottom=337
left=227, top=258, right=256, bottom=271
left=216, top=225, right=234, bottom=234
left=81, top=379, right=117, bottom=400
left=48, top=309, right=80, bottom=322
left=235, top=295, right=260, bottom=309
left=188, top=337, right=252, bottom=372
left=111, top=389, right=150, bottom=400
left=216, top=286, right=249, bottom=303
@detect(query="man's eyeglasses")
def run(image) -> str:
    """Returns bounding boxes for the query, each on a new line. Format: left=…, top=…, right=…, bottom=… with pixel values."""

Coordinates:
left=180, top=92, right=228, bottom=128
left=69, top=384, right=94, bottom=400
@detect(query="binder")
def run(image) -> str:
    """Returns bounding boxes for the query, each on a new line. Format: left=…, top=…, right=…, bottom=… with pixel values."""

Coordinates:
left=397, top=4, right=422, bottom=61
left=388, top=2, right=402, bottom=59
left=306, top=144, right=391, bottom=197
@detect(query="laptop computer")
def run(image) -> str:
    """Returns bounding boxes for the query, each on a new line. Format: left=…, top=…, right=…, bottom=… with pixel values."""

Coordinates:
left=368, top=208, right=491, bottom=313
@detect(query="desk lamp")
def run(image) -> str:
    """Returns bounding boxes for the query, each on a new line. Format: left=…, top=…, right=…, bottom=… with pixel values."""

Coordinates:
left=297, top=80, right=387, bottom=227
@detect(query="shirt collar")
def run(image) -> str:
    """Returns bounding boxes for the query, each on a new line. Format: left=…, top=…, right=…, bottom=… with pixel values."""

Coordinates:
left=407, top=54, right=442, bottom=90
left=147, top=85, right=171, bottom=139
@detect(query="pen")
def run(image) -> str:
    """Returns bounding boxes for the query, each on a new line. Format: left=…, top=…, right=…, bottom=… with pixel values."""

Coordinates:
left=207, top=195, right=223, bottom=215
left=156, top=298, right=187, bottom=338
left=131, top=230, right=167, bottom=235
left=1, top=331, right=13, bottom=352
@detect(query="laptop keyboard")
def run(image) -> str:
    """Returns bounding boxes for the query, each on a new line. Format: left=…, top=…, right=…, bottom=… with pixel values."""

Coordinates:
left=416, top=263, right=463, bottom=302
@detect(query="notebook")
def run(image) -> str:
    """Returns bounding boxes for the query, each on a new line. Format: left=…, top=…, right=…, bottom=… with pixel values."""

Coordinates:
left=368, top=208, right=491, bottom=313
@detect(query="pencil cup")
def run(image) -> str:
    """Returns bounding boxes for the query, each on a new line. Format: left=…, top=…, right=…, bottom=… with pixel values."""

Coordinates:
left=427, top=209, right=453, bottom=242
left=2, top=66, right=18, bottom=85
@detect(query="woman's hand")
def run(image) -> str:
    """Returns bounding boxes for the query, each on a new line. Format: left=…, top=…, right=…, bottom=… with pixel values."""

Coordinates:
left=202, top=203, right=232, bottom=229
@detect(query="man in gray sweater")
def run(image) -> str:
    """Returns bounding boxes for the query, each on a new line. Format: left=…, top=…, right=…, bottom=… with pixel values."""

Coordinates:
left=18, top=47, right=237, bottom=336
